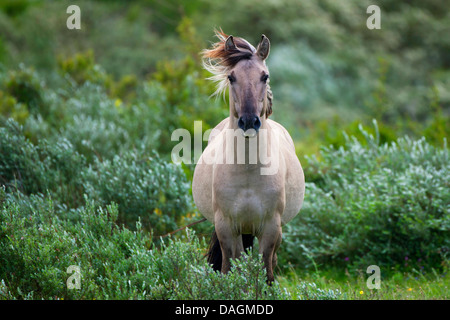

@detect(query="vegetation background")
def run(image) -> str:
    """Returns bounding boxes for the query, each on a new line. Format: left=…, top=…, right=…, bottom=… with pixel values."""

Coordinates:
left=0, top=0, right=448, bottom=299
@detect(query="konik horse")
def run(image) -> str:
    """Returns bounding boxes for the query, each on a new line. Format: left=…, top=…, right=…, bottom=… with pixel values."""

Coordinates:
left=192, top=30, right=305, bottom=283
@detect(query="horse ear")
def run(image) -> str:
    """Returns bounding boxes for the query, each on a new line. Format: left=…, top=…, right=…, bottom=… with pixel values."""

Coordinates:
left=225, top=35, right=237, bottom=52
left=256, top=34, right=270, bottom=60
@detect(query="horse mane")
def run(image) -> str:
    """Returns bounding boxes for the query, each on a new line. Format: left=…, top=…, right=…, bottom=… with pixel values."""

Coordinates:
left=202, top=29, right=255, bottom=67
left=202, top=29, right=273, bottom=116
left=202, top=29, right=254, bottom=99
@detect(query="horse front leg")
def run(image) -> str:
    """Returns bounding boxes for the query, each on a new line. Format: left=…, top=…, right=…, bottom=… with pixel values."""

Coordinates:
left=258, top=216, right=282, bottom=284
left=214, top=211, right=241, bottom=274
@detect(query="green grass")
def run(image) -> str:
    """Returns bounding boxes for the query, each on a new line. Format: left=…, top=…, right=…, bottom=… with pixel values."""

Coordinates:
left=277, top=267, right=450, bottom=300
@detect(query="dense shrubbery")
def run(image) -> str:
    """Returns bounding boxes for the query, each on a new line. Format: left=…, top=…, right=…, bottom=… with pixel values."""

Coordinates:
left=1, top=116, right=447, bottom=299
left=0, top=118, right=192, bottom=234
left=282, top=123, right=449, bottom=273
left=2, top=1, right=449, bottom=135
left=0, top=119, right=85, bottom=204
left=82, top=149, right=192, bottom=233
left=1, top=48, right=226, bottom=161
left=0, top=189, right=342, bottom=299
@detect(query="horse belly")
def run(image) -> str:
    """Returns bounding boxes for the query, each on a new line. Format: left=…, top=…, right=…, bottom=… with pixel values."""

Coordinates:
left=281, top=155, right=305, bottom=225
left=192, top=159, right=215, bottom=223
left=215, top=181, right=282, bottom=236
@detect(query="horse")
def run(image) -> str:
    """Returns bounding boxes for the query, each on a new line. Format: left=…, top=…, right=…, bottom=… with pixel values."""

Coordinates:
left=192, top=30, right=305, bottom=283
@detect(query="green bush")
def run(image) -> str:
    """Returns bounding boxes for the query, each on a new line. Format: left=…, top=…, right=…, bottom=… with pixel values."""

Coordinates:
left=0, top=119, right=85, bottom=206
left=0, top=0, right=33, bottom=17
left=0, top=91, right=29, bottom=124
left=282, top=122, right=449, bottom=273
left=12, top=49, right=225, bottom=164
left=0, top=119, right=42, bottom=194
left=82, top=148, right=193, bottom=234
left=1, top=64, right=46, bottom=116
left=0, top=190, right=341, bottom=300
left=57, top=51, right=112, bottom=88
left=0, top=118, right=193, bottom=233
left=295, top=282, right=343, bottom=300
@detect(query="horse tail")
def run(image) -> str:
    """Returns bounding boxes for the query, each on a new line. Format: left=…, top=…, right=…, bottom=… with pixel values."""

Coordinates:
left=207, top=230, right=222, bottom=272
left=242, top=233, right=255, bottom=254
left=207, top=229, right=255, bottom=272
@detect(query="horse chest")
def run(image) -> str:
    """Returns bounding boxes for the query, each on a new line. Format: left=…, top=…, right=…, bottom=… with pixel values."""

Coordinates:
left=212, top=167, right=284, bottom=233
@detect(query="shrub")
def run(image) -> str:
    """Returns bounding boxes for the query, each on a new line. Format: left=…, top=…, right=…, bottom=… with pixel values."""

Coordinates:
left=282, top=122, right=449, bottom=273
left=296, top=282, right=343, bottom=300
left=0, top=119, right=50, bottom=194
left=0, top=91, right=29, bottom=124
left=82, top=148, right=193, bottom=234
left=1, top=64, right=46, bottom=116
left=110, top=74, right=138, bottom=103
left=0, top=119, right=191, bottom=234
left=0, top=191, right=338, bottom=300
left=0, top=119, right=85, bottom=206
left=0, top=191, right=148, bottom=300
left=57, top=51, right=111, bottom=88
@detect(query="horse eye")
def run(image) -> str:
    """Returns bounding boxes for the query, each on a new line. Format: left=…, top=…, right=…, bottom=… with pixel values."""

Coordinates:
left=227, top=74, right=236, bottom=83
left=261, top=74, right=269, bottom=83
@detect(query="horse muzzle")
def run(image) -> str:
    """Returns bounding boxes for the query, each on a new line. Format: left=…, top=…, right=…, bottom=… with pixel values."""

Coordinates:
left=238, top=114, right=261, bottom=138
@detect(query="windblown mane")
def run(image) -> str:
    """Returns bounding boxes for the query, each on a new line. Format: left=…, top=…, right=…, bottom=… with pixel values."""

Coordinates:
left=202, top=29, right=273, bottom=114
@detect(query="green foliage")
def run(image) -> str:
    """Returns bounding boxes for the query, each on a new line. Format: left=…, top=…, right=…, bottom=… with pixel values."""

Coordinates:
left=0, top=91, right=28, bottom=124
left=0, top=0, right=448, bottom=300
left=0, top=0, right=33, bottom=17
left=278, top=267, right=449, bottom=300
left=149, top=237, right=288, bottom=300
left=1, top=0, right=446, bottom=146
left=0, top=192, right=147, bottom=300
left=49, top=82, right=135, bottom=161
left=57, top=51, right=112, bottom=88
left=1, top=64, right=46, bottom=116
left=0, top=119, right=85, bottom=206
left=82, top=149, right=193, bottom=233
left=283, top=122, right=449, bottom=273
left=0, top=192, right=333, bottom=300
left=149, top=18, right=227, bottom=156
left=0, top=118, right=193, bottom=233
left=150, top=57, right=226, bottom=155
left=295, top=281, right=343, bottom=300
left=301, top=118, right=397, bottom=156
left=423, top=86, right=450, bottom=146
left=110, top=74, right=138, bottom=103
left=0, top=37, right=8, bottom=64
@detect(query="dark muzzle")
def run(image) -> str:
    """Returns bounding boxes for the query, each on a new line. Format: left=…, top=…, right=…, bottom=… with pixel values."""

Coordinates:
left=238, top=114, right=261, bottom=132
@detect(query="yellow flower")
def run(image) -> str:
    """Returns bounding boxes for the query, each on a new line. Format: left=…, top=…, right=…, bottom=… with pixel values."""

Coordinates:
left=359, top=290, right=364, bottom=295
left=407, top=288, right=413, bottom=292
left=114, top=98, right=122, bottom=107
left=154, top=208, right=162, bottom=216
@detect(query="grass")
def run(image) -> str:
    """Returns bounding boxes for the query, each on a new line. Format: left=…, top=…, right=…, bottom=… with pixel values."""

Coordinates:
left=277, top=267, right=450, bottom=300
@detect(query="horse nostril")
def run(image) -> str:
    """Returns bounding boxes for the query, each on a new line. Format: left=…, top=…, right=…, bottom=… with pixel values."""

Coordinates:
left=253, top=116, right=261, bottom=131
left=238, top=115, right=261, bottom=132
left=238, top=117, right=245, bottom=130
